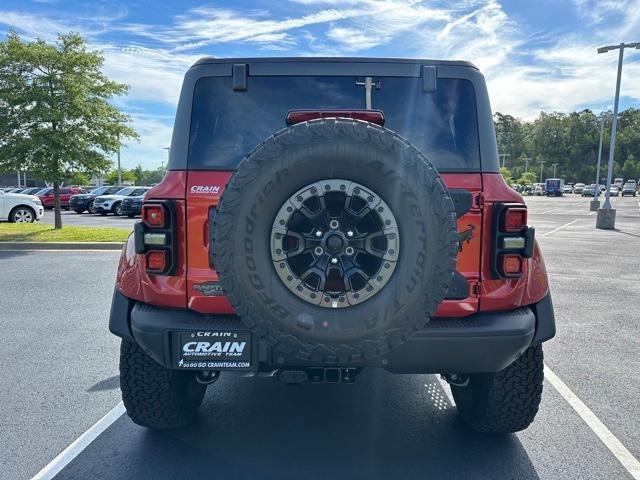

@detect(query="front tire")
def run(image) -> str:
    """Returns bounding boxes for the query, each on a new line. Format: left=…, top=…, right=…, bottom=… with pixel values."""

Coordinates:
left=113, top=202, right=123, bottom=216
left=451, top=344, right=544, bottom=434
left=87, top=200, right=96, bottom=214
left=9, top=206, right=36, bottom=223
left=119, top=338, right=206, bottom=429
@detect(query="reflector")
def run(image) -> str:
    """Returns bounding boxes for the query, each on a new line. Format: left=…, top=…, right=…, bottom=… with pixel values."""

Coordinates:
left=143, top=204, right=165, bottom=228
left=146, top=250, right=166, bottom=271
left=501, top=254, right=522, bottom=275
left=503, top=208, right=527, bottom=232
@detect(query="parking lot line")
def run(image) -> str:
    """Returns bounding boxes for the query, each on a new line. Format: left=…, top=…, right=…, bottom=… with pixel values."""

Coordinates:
left=545, top=366, right=640, bottom=479
left=31, top=402, right=125, bottom=480
left=542, top=208, right=560, bottom=214
left=541, top=219, right=579, bottom=237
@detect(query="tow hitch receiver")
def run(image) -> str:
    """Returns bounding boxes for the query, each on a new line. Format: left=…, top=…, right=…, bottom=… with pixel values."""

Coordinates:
left=278, top=368, right=361, bottom=384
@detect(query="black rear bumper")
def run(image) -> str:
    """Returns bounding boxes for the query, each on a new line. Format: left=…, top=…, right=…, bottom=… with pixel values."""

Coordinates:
left=109, top=289, right=555, bottom=374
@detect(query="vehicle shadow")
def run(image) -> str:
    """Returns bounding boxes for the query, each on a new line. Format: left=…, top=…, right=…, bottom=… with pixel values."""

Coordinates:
left=56, top=370, right=540, bottom=479
left=87, top=375, right=120, bottom=392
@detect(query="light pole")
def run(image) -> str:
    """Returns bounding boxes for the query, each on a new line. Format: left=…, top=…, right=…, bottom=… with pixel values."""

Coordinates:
left=523, top=157, right=531, bottom=173
left=591, top=115, right=607, bottom=211
left=596, top=41, right=640, bottom=229
left=538, top=160, right=546, bottom=184
left=499, top=153, right=510, bottom=169
left=117, top=135, right=122, bottom=186
left=552, top=163, right=559, bottom=178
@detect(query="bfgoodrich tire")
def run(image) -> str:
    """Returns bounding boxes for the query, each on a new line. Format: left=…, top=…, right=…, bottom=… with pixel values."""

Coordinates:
left=451, top=344, right=544, bottom=434
left=213, top=118, right=458, bottom=364
left=119, top=339, right=206, bottom=429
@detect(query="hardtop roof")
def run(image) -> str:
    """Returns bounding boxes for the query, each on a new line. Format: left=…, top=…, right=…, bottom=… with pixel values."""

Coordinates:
left=192, top=56, right=477, bottom=70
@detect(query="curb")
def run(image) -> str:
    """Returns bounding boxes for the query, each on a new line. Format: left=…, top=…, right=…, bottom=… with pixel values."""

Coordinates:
left=0, top=242, right=124, bottom=251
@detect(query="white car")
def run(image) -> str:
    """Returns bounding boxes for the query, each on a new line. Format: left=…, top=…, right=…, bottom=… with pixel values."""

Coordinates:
left=0, top=190, right=44, bottom=223
left=93, top=187, right=151, bottom=216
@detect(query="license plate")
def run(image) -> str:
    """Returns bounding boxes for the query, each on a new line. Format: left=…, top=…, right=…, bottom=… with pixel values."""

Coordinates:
left=176, top=330, right=251, bottom=370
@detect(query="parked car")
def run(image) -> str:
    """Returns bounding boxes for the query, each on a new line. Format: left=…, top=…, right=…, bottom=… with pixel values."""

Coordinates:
left=69, top=185, right=123, bottom=214
left=109, top=56, right=555, bottom=435
left=613, top=177, right=624, bottom=190
left=0, top=189, right=44, bottom=223
left=621, top=183, right=636, bottom=196
left=121, top=193, right=147, bottom=217
left=608, top=186, right=619, bottom=197
left=581, top=184, right=597, bottom=197
left=94, top=187, right=151, bottom=216
left=36, top=187, right=87, bottom=210
left=562, top=184, right=573, bottom=194
left=572, top=183, right=585, bottom=194
left=533, top=183, right=545, bottom=195
left=19, top=187, right=44, bottom=195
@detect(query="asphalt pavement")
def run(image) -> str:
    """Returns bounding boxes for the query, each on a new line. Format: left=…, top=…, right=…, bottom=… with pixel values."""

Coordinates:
left=0, top=194, right=638, bottom=480
left=40, top=209, right=137, bottom=229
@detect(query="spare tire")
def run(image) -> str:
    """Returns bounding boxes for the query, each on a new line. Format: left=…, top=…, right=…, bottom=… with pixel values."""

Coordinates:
left=213, top=118, right=458, bottom=364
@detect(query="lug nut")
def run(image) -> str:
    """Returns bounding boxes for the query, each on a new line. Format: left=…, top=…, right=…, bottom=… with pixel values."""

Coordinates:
left=330, top=257, right=338, bottom=264
left=329, top=220, right=339, bottom=229
left=345, top=246, right=355, bottom=256
left=315, top=230, right=323, bottom=237
left=346, top=230, right=354, bottom=237
left=314, top=246, right=324, bottom=256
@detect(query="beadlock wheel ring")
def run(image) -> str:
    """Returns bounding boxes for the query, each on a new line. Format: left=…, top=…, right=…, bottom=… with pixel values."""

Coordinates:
left=270, top=179, right=400, bottom=308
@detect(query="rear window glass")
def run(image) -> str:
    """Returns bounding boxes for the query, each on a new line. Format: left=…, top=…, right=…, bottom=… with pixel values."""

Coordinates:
left=188, top=76, right=480, bottom=171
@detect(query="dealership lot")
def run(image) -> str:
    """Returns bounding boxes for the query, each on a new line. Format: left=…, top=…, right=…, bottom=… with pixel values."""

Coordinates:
left=39, top=209, right=137, bottom=229
left=0, top=195, right=638, bottom=480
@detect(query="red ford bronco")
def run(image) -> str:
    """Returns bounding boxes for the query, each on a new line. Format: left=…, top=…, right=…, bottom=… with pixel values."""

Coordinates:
left=109, top=57, right=555, bottom=433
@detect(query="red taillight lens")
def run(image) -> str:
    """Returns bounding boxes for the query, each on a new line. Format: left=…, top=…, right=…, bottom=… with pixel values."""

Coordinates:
left=503, top=208, right=527, bottom=232
left=143, top=204, right=165, bottom=228
left=501, top=254, right=522, bottom=276
left=286, top=110, right=385, bottom=126
left=146, top=250, right=166, bottom=271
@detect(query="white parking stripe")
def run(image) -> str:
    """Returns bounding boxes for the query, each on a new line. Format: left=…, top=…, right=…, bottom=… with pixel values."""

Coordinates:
left=435, top=376, right=456, bottom=405
left=541, top=219, right=579, bottom=237
left=542, top=208, right=560, bottom=214
left=545, top=366, right=640, bottom=479
left=31, top=402, right=125, bottom=480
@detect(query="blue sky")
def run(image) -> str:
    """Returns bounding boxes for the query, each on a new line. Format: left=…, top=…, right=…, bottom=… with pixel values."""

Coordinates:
left=1, top=0, right=639, bottom=170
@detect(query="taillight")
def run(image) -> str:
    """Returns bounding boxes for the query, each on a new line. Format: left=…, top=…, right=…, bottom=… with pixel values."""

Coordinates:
left=134, top=200, right=177, bottom=275
left=286, top=110, right=385, bottom=126
left=502, top=207, right=527, bottom=232
left=146, top=250, right=166, bottom=271
left=142, top=204, right=165, bottom=227
left=492, top=203, right=535, bottom=278
left=500, top=253, right=523, bottom=277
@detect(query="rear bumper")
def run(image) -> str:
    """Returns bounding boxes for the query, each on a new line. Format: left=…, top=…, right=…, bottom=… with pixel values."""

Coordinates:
left=109, top=289, right=555, bottom=374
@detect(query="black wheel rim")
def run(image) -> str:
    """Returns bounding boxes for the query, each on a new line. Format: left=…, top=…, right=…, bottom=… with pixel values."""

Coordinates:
left=271, top=179, right=399, bottom=308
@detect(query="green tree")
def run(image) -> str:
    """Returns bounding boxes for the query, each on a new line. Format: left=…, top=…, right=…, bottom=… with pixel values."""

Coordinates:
left=66, top=171, right=90, bottom=186
left=621, top=155, right=639, bottom=182
left=0, top=31, right=137, bottom=228
left=105, top=168, right=136, bottom=185
left=517, top=171, right=537, bottom=186
left=132, top=164, right=144, bottom=185
left=500, top=166, right=513, bottom=186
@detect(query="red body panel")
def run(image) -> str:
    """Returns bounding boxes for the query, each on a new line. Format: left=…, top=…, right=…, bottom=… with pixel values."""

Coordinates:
left=435, top=173, right=483, bottom=317
left=116, top=172, right=189, bottom=308
left=478, top=174, right=549, bottom=311
left=115, top=170, right=549, bottom=317
left=185, top=171, right=235, bottom=314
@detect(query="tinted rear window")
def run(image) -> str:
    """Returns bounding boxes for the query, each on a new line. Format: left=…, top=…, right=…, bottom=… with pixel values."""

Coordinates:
left=189, top=76, right=480, bottom=171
